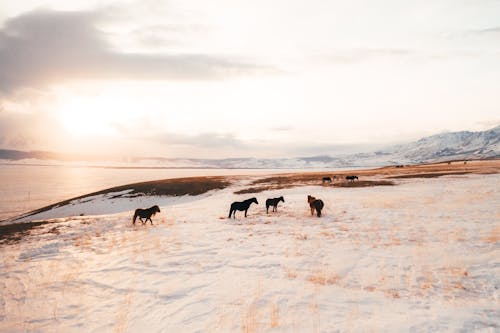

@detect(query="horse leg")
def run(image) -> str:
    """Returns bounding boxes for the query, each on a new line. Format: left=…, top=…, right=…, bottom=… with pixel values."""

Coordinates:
left=245, top=209, right=248, bottom=217
left=148, top=217, right=153, bottom=225
left=266, top=205, right=269, bottom=214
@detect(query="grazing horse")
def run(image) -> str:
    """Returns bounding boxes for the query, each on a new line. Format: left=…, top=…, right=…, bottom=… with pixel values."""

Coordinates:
left=346, top=175, right=358, bottom=182
left=133, top=205, right=161, bottom=224
left=228, top=197, right=258, bottom=218
left=307, top=195, right=324, bottom=217
left=266, top=196, right=284, bottom=213
left=322, top=177, right=332, bottom=183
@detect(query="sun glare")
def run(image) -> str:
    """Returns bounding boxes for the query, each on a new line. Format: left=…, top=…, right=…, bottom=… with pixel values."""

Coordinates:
left=58, top=95, right=132, bottom=137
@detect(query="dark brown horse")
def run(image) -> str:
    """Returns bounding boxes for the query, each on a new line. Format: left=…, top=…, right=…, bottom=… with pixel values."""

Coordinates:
left=307, top=195, right=324, bottom=217
left=228, top=197, right=258, bottom=218
left=266, top=196, right=284, bottom=213
left=133, top=205, right=161, bottom=224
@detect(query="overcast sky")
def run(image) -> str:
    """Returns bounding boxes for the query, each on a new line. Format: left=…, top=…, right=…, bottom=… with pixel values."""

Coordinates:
left=1, top=0, right=499, bottom=158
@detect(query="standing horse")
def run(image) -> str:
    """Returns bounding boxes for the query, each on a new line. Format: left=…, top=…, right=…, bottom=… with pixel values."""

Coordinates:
left=346, top=175, right=358, bottom=182
left=228, top=197, right=258, bottom=218
left=266, top=196, right=284, bottom=213
left=307, top=195, right=324, bottom=217
left=133, top=205, right=161, bottom=224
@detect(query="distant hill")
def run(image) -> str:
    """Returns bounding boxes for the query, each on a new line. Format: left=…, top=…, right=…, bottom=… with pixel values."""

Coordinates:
left=375, top=125, right=500, bottom=164
left=1, top=126, right=499, bottom=168
left=0, top=150, right=106, bottom=162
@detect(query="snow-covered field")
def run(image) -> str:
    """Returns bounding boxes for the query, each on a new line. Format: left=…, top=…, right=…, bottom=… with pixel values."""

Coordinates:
left=1, top=174, right=499, bottom=332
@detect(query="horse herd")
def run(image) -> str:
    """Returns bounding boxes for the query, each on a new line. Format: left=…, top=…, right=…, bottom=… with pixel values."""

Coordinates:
left=323, top=175, right=359, bottom=183
left=132, top=175, right=361, bottom=224
left=132, top=194, right=326, bottom=224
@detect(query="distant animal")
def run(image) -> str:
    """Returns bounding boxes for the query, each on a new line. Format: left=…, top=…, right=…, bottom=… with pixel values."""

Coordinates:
left=346, top=175, right=358, bottom=182
left=307, top=195, right=324, bottom=217
left=322, top=177, right=332, bottom=183
left=133, top=205, right=161, bottom=225
left=228, top=197, right=258, bottom=218
left=266, top=196, right=284, bottom=213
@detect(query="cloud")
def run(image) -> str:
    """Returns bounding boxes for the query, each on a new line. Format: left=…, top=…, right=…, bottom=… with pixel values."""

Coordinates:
left=0, top=108, right=59, bottom=149
left=320, top=48, right=415, bottom=64
left=476, top=26, right=500, bottom=36
left=270, top=126, right=294, bottom=132
left=0, top=9, right=277, bottom=94
left=154, top=131, right=246, bottom=149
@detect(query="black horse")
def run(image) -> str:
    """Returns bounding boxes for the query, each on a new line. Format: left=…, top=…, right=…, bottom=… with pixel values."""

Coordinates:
left=322, top=177, right=332, bottom=183
left=307, top=195, right=324, bottom=217
left=133, top=205, right=161, bottom=224
left=228, top=197, right=258, bottom=218
left=266, top=196, right=284, bottom=213
left=346, top=175, right=358, bottom=182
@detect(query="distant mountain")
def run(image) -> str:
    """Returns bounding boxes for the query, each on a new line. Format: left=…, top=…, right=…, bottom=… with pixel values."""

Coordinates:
left=1, top=126, right=499, bottom=168
left=0, top=150, right=106, bottom=162
left=375, top=125, right=500, bottom=164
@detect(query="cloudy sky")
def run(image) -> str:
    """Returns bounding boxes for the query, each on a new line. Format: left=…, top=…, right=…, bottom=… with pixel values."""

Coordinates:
left=1, top=0, right=499, bottom=158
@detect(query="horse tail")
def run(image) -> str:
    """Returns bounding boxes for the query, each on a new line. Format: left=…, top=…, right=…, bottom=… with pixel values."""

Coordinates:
left=133, top=210, right=138, bottom=224
left=228, top=207, right=233, bottom=218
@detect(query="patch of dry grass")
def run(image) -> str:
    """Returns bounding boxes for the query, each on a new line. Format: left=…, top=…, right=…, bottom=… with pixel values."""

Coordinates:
left=387, top=172, right=471, bottom=179
left=0, top=221, right=50, bottom=244
left=332, top=180, right=395, bottom=187
left=233, top=159, right=500, bottom=194
left=307, top=270, right=342, bottom=286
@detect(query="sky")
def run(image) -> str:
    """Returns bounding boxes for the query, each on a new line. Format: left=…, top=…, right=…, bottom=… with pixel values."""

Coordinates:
left=0, top=0, right=499, bottom=158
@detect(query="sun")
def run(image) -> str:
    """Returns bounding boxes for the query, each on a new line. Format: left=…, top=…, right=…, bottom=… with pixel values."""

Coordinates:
left=58, top=95, right=128, bottom=137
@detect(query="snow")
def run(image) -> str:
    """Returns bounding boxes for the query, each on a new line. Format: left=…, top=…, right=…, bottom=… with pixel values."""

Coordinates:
left=1, top=174, right=499, bottom=332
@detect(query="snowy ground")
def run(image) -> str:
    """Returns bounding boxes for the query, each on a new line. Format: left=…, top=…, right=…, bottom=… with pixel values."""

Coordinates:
left=1, top=174, right=499, bottom=332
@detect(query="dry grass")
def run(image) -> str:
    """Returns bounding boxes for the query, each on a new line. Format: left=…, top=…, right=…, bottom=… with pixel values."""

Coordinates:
left=0, top=221, right=49, bottom=244
left=234, top=159, right=500, bottom=194
left=332, top=180, right=394, bottom=187
left=387, top=171, right=471, bottom=179
left=307, top=270, right=341, bottom=286
left=484, top=226, right=500, bottom=244
left=269, top=300, right=279, bottom=328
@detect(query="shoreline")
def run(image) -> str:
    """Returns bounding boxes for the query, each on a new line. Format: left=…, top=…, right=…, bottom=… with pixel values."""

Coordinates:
left=2, top=159, right=499, bottom=226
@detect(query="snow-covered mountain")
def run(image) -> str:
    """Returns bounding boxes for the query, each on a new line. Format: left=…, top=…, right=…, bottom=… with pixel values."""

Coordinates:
left=201, top=126, right=500, bottom=167
left=374, top=125, right=500, bottom=164
left=1, top=126, right=499, bottom=168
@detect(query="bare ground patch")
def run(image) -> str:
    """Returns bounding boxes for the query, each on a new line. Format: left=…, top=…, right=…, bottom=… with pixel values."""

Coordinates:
left=387, top=172, right=472, bottom=179
left=0, top=221, right=50, bottom=244
left=332, top=180, right=395, bottom=187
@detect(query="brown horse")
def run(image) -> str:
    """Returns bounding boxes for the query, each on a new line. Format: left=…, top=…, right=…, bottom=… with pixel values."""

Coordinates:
left=133, top=205, right=161, bottom=224
left=307, top=195, right=324, bottom=217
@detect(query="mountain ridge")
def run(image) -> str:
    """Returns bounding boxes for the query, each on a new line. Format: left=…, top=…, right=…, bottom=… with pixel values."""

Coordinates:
left=1, top=126, right=498, bottom=168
